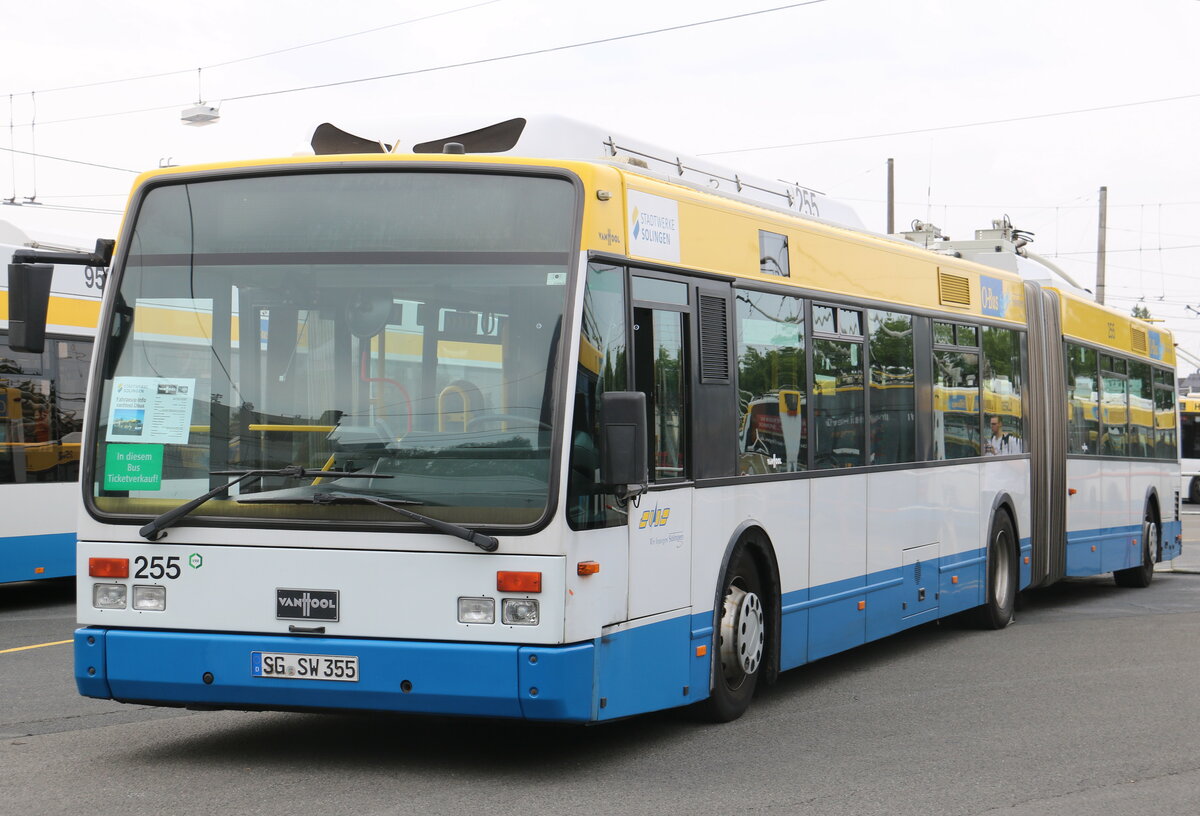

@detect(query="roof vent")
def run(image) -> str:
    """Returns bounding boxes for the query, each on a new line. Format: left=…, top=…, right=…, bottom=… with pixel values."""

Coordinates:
left=1131, top=328, right=1148, bottom=355
left=938, top=272, right=972, bottom=307
left=443, top=142, right=466, bottom=155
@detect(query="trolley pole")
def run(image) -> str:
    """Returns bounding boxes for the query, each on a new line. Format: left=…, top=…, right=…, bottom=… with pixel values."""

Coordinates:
left=1096, top=185, right=1108, bottom=305
left=886, top=158, right=895, bottom=234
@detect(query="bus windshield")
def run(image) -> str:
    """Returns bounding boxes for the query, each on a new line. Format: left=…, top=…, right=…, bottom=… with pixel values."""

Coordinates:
left=90, top=169, right=577, bottom=529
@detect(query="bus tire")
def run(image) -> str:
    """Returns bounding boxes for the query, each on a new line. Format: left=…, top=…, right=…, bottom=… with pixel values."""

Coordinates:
left=1114, top=504, right=1159, bottom=588
left=699, top=546, right=766, bottom=722
left=975, top=511, right=1017, bottom=630
left=1190, top=478, right=1200, bottom=505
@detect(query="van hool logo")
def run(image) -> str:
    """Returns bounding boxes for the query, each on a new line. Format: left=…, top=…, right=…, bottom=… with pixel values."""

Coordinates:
left=276, top=588, right=340, bottom=622
left=598, top=228, right=621, bottom=246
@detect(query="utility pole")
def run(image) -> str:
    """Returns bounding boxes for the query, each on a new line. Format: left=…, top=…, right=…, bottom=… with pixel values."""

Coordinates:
left=886, top=158, right=895, bottom=234
left=1096, top=186, right=1108, bottom=305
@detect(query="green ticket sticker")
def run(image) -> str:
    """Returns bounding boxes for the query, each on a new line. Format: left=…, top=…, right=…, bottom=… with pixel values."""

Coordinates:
left=104, top=444, right=164, bottom=491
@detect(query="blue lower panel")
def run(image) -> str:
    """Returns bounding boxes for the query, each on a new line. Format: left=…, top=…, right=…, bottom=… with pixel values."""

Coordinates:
left=1066, top=524, right=1142, bottom=576
left=938, top=552, right=986, bottom=616
left=596, top=614, right=693, bottom=720
left=1163, top=519, right=1183, bottom=560
left=76, top=628, right=596, bottom=722
left=0, top=532, right=74, bottom=583
left=806, top=576, right=867, bottom=661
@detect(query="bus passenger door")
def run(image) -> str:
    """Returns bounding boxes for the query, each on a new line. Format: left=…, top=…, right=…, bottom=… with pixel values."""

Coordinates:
left=627, top=275, right=693, bottom=620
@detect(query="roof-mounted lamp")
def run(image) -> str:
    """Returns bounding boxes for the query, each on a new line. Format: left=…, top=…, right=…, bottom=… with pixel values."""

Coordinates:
left=181, top=103, right=220, bottom=127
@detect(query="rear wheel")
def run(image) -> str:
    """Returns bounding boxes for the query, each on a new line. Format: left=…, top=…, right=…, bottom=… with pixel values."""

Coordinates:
left=975, top=512, right=1017, bottom=629
left=1114, top=505, right=1158, bottom=588
left=699, top=547, right=765, bottom=722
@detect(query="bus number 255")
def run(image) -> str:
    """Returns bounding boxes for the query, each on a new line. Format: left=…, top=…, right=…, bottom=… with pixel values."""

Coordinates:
left=133, top=555, right=181, bottom=580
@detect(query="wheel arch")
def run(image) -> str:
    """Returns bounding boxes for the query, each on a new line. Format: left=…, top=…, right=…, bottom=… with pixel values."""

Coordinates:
left=986, top=491, right=1020, bottom=549
left=712, top=521, right=782, bottom=687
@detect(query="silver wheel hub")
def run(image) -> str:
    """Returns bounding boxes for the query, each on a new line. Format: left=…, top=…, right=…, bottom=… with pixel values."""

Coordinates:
left=719, top=585, right=764, bottom=683
left=1144, top=520, right=1158, bottom=566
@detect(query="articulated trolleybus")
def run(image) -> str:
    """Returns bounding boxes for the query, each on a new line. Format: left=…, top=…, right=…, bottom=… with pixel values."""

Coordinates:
left=10, top=117, right=1178, bottom=722
left=0, top=220, right=105, bottom=584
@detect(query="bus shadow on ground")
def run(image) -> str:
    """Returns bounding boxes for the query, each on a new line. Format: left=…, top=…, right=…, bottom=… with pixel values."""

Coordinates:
left=0, top=577, right=74, bottom=613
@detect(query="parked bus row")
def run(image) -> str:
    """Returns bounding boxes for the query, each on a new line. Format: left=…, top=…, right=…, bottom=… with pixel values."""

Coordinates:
left=0, top=220, right=100, bottom=584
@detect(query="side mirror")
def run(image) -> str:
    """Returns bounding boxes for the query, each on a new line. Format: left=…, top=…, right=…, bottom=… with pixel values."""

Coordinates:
left=7, top=263, right=53, bottom=353
left=599, top=391, right=648, bottom=500
left=7, top=238, right=114, bottom=354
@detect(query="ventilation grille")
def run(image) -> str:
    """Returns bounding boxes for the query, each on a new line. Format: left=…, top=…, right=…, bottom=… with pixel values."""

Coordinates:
left=1131, top=328, right=1148, bottom=355
left=914, top=560, right=922, bottom=584
left=938, top=272, right=972, bottom=307
left=698, top=294, right=731, bottom=382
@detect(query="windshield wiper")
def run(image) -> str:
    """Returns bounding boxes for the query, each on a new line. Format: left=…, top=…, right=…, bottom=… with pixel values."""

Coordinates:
left=139, top=466, right=390, bottom=542
left=313, top=491, right=499, bottom=553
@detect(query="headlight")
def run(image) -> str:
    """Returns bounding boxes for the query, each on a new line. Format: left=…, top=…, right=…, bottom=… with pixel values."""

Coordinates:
left=93, top=583, right=127, bottom=609
left=502, top=598, right=539, bottom=626
left=132, top=584, right=167, bottom=611
left=458, top=597, right=495, bottom=624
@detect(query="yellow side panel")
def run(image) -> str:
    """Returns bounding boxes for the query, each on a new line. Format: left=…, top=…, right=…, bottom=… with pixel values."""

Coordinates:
left=578, top=165, right=627, bottom=255
left=1059, top=292, right=1176, bottom=365
left=619, top=176, right=1026, bottom=323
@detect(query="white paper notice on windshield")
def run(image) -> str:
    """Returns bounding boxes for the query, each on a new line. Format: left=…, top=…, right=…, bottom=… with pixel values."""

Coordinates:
left=105, top=377, right=196, bottom=445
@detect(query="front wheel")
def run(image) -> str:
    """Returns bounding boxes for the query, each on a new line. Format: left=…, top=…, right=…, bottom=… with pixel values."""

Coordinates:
left=699, top=547, right=765, bottom=722
left=1114, top=506, right=1159, bottom=588
left=975, top=512, right=1017, bottom=629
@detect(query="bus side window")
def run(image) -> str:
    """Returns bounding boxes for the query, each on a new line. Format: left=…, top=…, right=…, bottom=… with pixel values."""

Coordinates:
left=734, top=289, right=806, bottom=475
left=567, top=264, right=628, bottom=530
left=634, top=307, right=688, bottom=481
left=1066, top=343, right=1099, bottom=455
left=868, top=310, right=915, bottom=465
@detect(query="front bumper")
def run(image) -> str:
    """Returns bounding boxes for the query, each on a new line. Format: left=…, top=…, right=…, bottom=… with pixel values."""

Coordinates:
left=76, top=628, right=596, bottom=721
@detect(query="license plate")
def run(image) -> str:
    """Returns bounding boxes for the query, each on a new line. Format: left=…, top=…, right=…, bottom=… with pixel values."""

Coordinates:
left=252, top=651, right=359, bottom=682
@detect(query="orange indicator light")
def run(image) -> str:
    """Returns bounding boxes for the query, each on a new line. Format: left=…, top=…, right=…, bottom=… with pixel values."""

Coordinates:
left=951, top=576, right=959, bottom=584
left=1068, top=488, right=1078, bottom=496
left=1091, top=545, right=1097, bottom=552
left=1024, top=556, right=1031, bottom=564
left=857, top=600, right=866, bottom=611
left=89, top=557, right=129, bottom=578
left=34, top=567, right=45, bottom=574
left=696, top=645, right=707, bottom=657
left=577, top=561, right=600, bottom=576
left=497, top=571, right=542, bottom=593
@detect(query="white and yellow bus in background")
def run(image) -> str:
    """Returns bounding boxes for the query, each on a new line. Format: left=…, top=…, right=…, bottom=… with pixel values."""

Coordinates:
left=12, top=117, right=1178, bottom=722
left=1179, top=395, right=1200, bottom=502
left=0, top=220, right=104, bottom=584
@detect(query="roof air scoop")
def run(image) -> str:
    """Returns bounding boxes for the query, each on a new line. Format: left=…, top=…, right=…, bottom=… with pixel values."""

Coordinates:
left=413, top=117, right=527, bottom=154
left=310, top=123, right=392, bottom=155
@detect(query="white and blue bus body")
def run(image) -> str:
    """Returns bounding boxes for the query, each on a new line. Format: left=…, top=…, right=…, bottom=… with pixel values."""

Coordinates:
left=61, top=118, right=1179, bottom=722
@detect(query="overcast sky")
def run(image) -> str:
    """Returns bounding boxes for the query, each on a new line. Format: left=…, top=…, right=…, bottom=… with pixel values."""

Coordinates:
left=3, top=0, right=1199, bottom=371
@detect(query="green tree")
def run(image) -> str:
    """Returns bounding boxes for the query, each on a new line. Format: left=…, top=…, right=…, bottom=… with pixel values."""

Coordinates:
left=1131, top=303, right=1152, bottom=320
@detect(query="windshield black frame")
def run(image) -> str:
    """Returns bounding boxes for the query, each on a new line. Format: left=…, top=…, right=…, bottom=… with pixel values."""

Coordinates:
left=81, top=161, right=584, bottom=537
